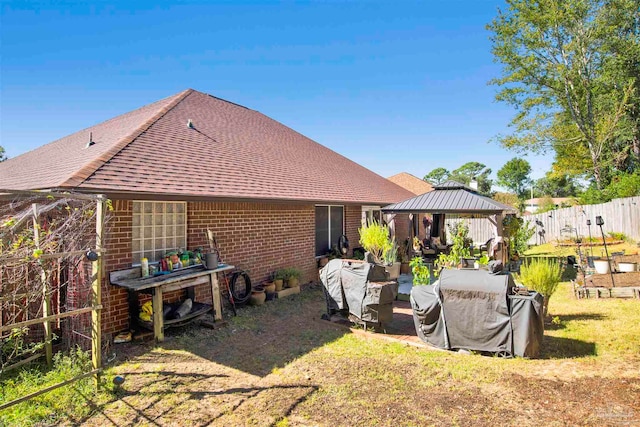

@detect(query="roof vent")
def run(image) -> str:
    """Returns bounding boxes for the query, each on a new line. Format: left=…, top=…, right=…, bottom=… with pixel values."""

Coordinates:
left=86, top=132, right=96, bottom=148
left=187, top=119, right=194, bottom=129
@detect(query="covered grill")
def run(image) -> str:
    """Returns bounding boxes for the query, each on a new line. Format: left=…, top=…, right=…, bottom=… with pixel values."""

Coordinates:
left=410, top=268, right=544, bottom=358
left=320, top=259, right=398, bottom=330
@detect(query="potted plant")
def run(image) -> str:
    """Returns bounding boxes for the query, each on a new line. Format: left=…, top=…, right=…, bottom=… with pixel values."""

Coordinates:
left=358, top=219, right=391, bottom=265
left=383, top=239, right=401, bottom=280
left=284, top=267, right=302, bottom=288
left=515, top=258, right=562, bottom=318
left=435, top=222, right=471, bottom=271
left=273, top=269, right=286, bottom=291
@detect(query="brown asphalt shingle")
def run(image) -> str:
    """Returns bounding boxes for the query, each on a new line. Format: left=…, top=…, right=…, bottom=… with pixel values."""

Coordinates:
left=387, top=172, right=433, bottom=195
left=1, top=89, right=413, bottom=205
left=0, top=90, right=188, bottom=191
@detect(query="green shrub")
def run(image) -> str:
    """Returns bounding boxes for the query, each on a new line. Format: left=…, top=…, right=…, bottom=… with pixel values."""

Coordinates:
left=382, top=239, right=398, bottom=265
left=436, top=222, right=471, bottom=270
left=358, top=220, right=391, bottom=264
left=516, top=259, right=562, bottom=317
left=277, top=268, right=301, bottom=281
left=274, top=269, right=287, bottom=280
left=503, top=216, right=535, bottom=256
left=608, top=231, right=628, bottom=242
left=409, top=256, right=431, bottom=285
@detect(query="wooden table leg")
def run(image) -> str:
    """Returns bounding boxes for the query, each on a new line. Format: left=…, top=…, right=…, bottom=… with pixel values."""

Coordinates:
left=152, top=287, right=164, bottom=342
left=210, top=272, right=222, bottom=321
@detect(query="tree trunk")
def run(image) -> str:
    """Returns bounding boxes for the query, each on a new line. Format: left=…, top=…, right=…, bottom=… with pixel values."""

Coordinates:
left=632, top=135, right=640, bottom=167
left=590, top=147, right=603, bottom=189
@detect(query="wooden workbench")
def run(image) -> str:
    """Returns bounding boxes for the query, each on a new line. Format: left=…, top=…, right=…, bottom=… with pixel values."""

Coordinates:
left=110, top=264, right=234, bottom=342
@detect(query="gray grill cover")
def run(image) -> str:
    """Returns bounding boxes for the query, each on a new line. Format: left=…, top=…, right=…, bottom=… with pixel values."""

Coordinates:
left=410, top=269, right=543, bottom=358
left=320, top=259, right=397, bottom=323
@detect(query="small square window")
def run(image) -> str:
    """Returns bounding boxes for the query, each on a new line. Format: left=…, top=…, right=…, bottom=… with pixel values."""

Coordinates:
left=132, top=201, right=187, bottom=264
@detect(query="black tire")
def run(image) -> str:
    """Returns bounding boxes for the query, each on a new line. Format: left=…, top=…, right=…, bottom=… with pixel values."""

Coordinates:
left=230, top=270, right=251, bottom=306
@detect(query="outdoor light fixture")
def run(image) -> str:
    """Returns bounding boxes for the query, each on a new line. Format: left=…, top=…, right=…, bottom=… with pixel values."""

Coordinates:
left=595, top=216, right=615, bottom=287
left=85, top=250, right=99, bottom=262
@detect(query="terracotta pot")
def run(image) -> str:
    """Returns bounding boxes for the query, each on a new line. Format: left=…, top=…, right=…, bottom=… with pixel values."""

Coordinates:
left=249, top=291, right=266, bottom=306
left=287, top=277, right=299, bottom=288
left=274, top=279, right=284, bottom=291
left=264, top=282, right=276, bottom=293
left=318, top=257, right=329, bottom=267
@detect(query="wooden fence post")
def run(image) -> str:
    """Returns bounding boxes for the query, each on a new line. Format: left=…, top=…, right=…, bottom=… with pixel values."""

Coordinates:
left=91, top=196, right=105, bottom=387
left=33, top=203, right=52, bottom=367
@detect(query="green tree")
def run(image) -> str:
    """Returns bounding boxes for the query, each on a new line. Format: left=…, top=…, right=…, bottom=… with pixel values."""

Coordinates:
left=493, top=191, right=520, bottom=209
left=497, top=157, right=532, bottom=198
left=534, top=172, right=579, bottom=198
left=449, top=162, right=493, bottom=194
left=488, top=0, right=640, bottom=189
left=0, top=146, right=6, bottom=162
left=536, top=195, right=558, bottom=214
left=424, top=167, right=449, bottom=185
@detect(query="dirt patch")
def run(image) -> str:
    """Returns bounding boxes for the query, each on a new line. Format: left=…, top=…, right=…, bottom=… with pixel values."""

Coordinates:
left=587, top=271, right=640, bottom=288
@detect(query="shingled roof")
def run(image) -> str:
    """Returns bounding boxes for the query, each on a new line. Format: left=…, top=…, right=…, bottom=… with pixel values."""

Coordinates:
left=387, top=172, right=433, bottom=195
left=382, top=180, right=515, bottom=214
left=0, top=89, right=413, bottom=205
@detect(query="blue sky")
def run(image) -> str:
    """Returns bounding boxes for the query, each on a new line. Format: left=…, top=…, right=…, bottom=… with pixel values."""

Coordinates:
left=1, top=0, right=552, bottom=185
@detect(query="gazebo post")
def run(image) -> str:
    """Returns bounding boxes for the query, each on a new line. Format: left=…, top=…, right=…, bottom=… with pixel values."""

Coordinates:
left=495, top=213, right=507, bottom=265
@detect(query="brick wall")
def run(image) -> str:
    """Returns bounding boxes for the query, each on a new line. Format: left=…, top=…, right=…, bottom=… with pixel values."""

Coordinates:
left=102, top=200, right=134, bottom=335
left=344, top=205, right=362, bottom=255
left=394, top=213, right=411, bottom=245
left=104, top=200, right=322, bottom=335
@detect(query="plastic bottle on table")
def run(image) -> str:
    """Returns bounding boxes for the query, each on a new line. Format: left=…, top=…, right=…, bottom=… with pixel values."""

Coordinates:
left=141, top=258, right=150, bottom=277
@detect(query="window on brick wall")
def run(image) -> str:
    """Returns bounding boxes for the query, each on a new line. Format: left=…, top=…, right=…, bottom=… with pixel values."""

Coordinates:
left=315, top=205, right=344, bottom=256
left=361, top=206, right=382, bottom=225
left=132, top=201, right=187, bottom=265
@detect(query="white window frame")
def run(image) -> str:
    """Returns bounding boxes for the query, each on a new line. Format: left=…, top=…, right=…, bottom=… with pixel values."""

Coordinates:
left=361, top=206, right=382, bottom=225
left=315, top=205, right=345, bottom=256
left=132, top=201, right=187, bottom=265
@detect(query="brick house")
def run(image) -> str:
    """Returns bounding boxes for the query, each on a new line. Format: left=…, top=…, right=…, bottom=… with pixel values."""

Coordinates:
left=0, top=89, right=413, bottom=338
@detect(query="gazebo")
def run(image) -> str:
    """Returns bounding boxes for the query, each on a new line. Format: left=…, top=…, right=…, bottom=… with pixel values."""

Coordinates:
left=382, top=181, right=516, bottom=263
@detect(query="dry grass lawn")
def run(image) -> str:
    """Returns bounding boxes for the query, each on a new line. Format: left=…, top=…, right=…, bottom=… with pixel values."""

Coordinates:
left=8, top=280, right=640, bottom=427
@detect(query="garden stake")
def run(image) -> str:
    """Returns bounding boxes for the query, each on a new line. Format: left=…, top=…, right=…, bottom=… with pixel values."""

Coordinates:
left=596, top=216, right=615, bottom=288
left=586, top=219, right=593, bottom=258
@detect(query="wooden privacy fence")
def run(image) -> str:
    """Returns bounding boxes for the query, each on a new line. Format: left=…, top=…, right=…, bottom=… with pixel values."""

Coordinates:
left=0, top=189, right=106, bottom=410
left=524, top=196, right=640, bottom=244
left=445, top=196, right=640, bottom=245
